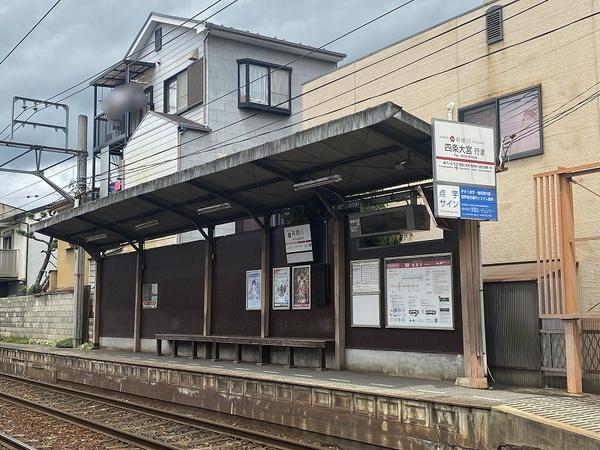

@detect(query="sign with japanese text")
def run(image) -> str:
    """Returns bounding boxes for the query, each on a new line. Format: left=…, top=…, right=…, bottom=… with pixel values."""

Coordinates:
left=385, top=254, right=453, bottom=330
left=432, top=119, right=497, bottom=221
left=436, top=184, right=497, bottom=221
left=284, top=224, right=313, bottom=263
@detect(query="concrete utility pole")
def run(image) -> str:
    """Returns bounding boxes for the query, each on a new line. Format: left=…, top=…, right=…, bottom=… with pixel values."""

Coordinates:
left=73, top=115, right=88, bottom=347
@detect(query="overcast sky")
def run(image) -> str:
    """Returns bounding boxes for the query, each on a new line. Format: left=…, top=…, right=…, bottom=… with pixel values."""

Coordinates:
left=0, top=0, right=479, bottom=211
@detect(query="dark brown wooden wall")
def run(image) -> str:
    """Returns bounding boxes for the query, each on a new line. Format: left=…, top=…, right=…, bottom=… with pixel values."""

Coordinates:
left=345, top=221, right=463, bottom=355
left=99, top=252, right=136, bottom=338
left=140, top=241, right=205, bottom=339
left=211, top=231, right=262, bottom=336
left=270, top=221, right=334, bottom=338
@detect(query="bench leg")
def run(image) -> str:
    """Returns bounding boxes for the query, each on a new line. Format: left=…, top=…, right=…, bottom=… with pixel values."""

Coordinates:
left=257, top=345, right=270, bottom=366
left=212, top=342, right=220, bottom=362
left=192, top=341, right=198, bottom=359
left=233, top=344, right=242, bottom=364
left=156, top=339, right=162, bottom=356
left=285, top=346, right=295, bottom=369
left=172, top=340, right=178, bottom=358
left=316, top=347, right=326, bottom=371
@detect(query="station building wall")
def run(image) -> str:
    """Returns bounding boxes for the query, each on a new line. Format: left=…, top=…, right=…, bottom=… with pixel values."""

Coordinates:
left=97, top=219, right=460, bottom=378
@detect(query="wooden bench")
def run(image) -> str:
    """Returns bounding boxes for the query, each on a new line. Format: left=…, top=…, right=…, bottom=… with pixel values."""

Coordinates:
left=155, top=334, right=332, bottom=370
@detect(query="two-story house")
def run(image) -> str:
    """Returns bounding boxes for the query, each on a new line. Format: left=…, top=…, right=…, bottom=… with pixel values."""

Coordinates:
left=0, top=204, right=48, bottom=296
left=90, top=13, right=345, bottom=241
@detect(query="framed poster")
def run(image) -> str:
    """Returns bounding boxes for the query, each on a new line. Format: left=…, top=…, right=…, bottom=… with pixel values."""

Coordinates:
left=142, top=283, right=158, bottom=309
left=246, top=270, right=262, bottom=310
left=272, top=267, right=291, bottom=310
left=292, top=265, right=311, bottom=310
left=350, top=259, right=381, bottom=327
left=385, top=253, right=454, bottom=330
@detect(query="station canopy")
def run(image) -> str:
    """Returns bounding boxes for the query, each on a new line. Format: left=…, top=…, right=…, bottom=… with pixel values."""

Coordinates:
left=31, top=102, right=433, bottom=253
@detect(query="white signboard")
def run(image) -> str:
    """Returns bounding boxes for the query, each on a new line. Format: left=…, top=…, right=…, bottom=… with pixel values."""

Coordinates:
left=272, top=267, right=291, bottom=310
left=432, top=119, right=496, bottom=187
left=351, top=259, right=381, bottom=327
left=284, top=224, right=313, bottom=263
left=385, top=254, right=453, bottom=330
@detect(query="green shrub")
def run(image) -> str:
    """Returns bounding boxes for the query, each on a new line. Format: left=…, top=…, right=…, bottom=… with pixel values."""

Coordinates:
left=55, top=338, right=73, bottom=348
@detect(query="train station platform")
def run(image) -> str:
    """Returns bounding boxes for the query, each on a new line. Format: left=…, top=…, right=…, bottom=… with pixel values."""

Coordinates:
left=0, top=342, right=598, bottom=449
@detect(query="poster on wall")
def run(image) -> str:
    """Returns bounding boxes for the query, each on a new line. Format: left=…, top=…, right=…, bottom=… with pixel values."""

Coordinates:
left=292, top=265, right=311, bottom=310
left=246, top=270, right=262, bottom=310
left=284, top=224, right=313, bottom=263
left=385, top=254, right=453, bottom=330
left=272, top=267, right=291, bottom=310
left=142, top=283, right=159, bottom=309
left=351, top=259, right=381, bottom=327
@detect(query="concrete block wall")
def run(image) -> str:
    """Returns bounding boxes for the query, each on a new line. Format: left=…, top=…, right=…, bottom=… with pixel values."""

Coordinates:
left=0, top=291, right=73, bottom=340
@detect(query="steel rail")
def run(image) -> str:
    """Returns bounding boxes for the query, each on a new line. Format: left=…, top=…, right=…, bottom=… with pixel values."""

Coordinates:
left=0, top=373, right=325, bottom=450
left=0, top=390, right=173, bottom=450
left=0, top=432, right=38, bottom=450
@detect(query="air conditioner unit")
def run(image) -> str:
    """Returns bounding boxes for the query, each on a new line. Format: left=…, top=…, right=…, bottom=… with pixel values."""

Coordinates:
left=348, top=205, right=430, bottom=239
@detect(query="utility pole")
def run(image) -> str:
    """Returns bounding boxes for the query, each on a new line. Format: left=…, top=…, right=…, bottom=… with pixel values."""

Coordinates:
left=73, top=115, right=88, bottom=347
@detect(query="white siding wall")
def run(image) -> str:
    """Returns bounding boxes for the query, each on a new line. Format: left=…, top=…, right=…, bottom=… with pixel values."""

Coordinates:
left=134, top=23, right=206, bottom=125
left=123, top=112, right=178, bottom=188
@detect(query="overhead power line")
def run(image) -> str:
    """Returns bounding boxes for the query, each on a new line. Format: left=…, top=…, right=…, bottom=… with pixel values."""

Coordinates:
left=0, top=0, right=420, bottom=204
left=0, top=0, right=62, bottom=66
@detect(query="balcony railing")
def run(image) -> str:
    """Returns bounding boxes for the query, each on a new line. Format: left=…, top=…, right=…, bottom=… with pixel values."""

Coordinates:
left=94, top=113, right=127, bottom=150
left=0, top=249, right=19, bottom=279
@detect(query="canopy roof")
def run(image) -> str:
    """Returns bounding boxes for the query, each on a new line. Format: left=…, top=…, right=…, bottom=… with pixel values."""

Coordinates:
left=90, top=59, right=155, bottom=88
left=31, top=102, right=432, bottom=254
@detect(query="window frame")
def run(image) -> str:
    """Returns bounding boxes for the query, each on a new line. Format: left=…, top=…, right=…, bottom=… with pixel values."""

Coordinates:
left=162, top=61, right=205, bottom=115
left=458, top=85, right=544, bottom=161
left=163, top=69, right=188, bottom=114
left=237, top=58, right=292, bottom=116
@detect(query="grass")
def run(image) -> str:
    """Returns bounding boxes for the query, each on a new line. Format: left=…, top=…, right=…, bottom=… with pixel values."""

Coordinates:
left=0, top=336, right=91, bottom=350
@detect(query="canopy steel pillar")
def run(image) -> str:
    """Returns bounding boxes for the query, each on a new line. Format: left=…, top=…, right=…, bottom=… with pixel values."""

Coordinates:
left=261, top=215, right=271, bottom=338
left=333, top=215, right=346, bottom=370
left=133, top=242, right=144, bottom=353
left=203, top=226, right=215, bottom=336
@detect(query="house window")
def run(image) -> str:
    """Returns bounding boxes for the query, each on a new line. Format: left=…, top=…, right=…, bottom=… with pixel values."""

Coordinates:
left=2, top=233, right=13, bottom=250
left=163, top=58, right=204, bottom=114
left=155, top=27, right=162, bottom=51
left=238, top=59, right=291, bottom=114
left=130, top=86, right=154, bottom=131
left=459, top=86, right=542, bottom=160
left=486, top=6, right=503, bottom=45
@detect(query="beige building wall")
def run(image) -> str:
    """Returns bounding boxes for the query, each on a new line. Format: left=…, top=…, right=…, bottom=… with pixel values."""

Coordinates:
left=55, top=240, right=90, bottom=290
left=302, top=0, right=600, bottom=309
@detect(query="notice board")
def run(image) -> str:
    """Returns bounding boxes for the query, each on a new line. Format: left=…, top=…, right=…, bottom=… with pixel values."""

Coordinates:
left=351, top=259, right=381, bottom=327
left=385, top=253, right=453, bottom=330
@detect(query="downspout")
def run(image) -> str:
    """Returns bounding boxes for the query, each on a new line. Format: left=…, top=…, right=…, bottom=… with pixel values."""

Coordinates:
left=203, top=29, right=211, bottom=127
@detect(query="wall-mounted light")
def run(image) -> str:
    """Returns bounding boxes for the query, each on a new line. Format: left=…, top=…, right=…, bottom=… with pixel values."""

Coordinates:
left=293, top=175, right=342, bottom=191
left=85, top=233, right=107, bottom=242
left=197, top=202, right=232, bottom=214
left=135, top=219, right=159, bottom=231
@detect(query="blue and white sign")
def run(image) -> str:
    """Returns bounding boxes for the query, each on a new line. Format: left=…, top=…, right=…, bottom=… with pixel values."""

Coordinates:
left=435, top=184, right=497, bottom=221
left=432, top=119, right=498, bottom=221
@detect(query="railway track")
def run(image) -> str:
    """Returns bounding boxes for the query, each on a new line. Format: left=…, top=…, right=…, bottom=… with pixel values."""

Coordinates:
left=0, top=374, right=330, bottom=450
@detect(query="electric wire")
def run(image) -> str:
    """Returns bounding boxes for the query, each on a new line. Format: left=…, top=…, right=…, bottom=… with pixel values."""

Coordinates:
left=0, top=0, right=62, bottom=66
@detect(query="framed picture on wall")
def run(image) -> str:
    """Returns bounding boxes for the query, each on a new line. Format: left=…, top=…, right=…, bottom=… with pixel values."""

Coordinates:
left=272, top=267, right=291, bottom=310
left=246, top=270, right=262, bottom=310
left=292, top=265, right=311, bottom=310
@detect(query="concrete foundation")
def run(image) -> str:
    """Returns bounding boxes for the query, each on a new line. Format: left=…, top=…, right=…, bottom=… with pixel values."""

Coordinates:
left=346, top=348, right=463, bottom=382
left=0, top=344, right=597, bottom=449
